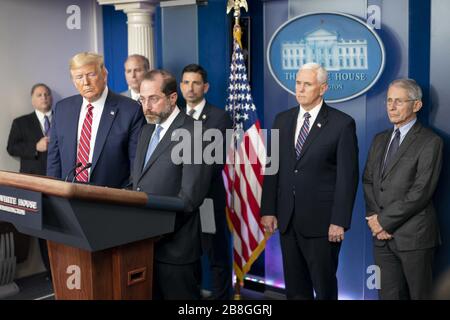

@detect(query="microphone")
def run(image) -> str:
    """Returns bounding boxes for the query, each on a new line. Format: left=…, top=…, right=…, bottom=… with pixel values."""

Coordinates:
left=71, top=162, right=92, bottom=183
left=64, top=162, right=82, bottom=182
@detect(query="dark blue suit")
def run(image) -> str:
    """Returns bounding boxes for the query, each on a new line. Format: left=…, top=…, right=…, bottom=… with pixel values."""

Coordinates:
left=47, top=90, right=145, bottom=187
left=261, top=103, right=359, bottom=299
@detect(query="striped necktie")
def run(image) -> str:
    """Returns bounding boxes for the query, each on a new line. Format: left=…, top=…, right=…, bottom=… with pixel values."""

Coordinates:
left=295, top=112, right=311, bottom=159
left=76, top=104, right=94, bottom=182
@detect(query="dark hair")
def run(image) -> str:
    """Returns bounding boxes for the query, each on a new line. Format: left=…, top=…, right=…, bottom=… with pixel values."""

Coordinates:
left=31, top=83, right=51, bottom=96
left=125, top=54, right=150, bottom=71
left=181, top=64, right=208, bottom=83
left=143, top=69, right=177, bottom=95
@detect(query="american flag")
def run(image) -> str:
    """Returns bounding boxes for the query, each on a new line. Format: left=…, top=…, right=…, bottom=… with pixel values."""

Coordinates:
left=223, top=39, right=267, bottom=283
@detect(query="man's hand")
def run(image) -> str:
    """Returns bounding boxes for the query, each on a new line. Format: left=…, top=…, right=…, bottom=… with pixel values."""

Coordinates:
left=366, top=214, right=383, bottom=235
left=328, top=224, right=344, bottom=242
left=36, top=137, right=49, bottom=152
left=376, top=230, right=393, bottom=240
left=260, top=215, right=278, bottom=234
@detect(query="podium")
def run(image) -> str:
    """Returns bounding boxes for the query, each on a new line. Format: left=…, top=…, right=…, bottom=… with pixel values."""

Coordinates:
left=0, top=171, right=180, bottom=300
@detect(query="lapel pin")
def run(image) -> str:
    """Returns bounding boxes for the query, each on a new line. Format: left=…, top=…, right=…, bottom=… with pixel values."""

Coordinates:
left=202, top=114, right=207, bottom=120
left=317, top=123, right=322, bottom=128
left=110, top=111, right=115, bottom=116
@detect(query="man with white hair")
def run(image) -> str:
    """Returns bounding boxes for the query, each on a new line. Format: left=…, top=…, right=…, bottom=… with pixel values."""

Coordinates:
left=261, top=63, right=359, bottom=299
left=363, top=78, right=443, bottom=299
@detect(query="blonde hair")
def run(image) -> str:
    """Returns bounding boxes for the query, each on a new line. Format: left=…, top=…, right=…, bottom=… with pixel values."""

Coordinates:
left=69, top=52, right=105, bottom=71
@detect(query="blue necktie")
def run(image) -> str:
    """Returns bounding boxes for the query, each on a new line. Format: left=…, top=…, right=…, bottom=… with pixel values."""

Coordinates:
left=295, top=112, right=311, bottom=159
left=44, top=115, right=50, bottom=136
left=143, top=125, right=163, bottom=168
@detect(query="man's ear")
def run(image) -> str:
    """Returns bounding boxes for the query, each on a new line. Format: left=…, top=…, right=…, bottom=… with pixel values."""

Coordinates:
left=413, top=100, right=423, bottom=113
left=203, top=82, right=210, bottom=94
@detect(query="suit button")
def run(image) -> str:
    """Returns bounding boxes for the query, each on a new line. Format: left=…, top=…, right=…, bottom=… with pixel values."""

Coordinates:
left=137, top=187, right=141, bottom=191
left=380, top=206, right=384, bottom=210
left=294, top=170, right=298, bottom=174
left=380, top=188, right=384, bottom=192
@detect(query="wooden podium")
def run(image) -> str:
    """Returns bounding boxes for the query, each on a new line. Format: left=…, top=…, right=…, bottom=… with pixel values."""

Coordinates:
left=0, top=171, right=180, bottom=300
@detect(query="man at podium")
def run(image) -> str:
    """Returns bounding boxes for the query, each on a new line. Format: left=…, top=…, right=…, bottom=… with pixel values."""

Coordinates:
left=132, top=69, right=211, bottom=299
left=47, top=52, right=145, bottom=187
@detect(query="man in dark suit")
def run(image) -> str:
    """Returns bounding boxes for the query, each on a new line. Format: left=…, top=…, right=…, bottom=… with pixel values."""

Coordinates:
left=47, top=52, right=145, bottom=187
left=133, top=69, right=211, bottom=299
left=260, top=63, right=359, bottom=300
left=180, top=64, right=233, bottom=300
left=363, top=78, right=443, bottom=300
left=121, top=54, right=149, bottom=101
left=6, top=83, right=53, bottom=268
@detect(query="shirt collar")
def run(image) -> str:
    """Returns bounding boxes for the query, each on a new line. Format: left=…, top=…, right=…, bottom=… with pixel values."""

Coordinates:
left=34, top=109, right=52, bottom=122
left=186, top=99, right=206, bottom=120
left=82, top=86, right=108, bottom=109
left=130, top=88, right=140, bottom=101
left=394, top=117, right=417, bottom=138
left=159, top=105, right=180, bottom=130
left=299, top=100, right=323, bottom=119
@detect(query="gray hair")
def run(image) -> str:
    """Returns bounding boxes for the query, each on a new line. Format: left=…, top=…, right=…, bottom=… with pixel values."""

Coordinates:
left=299, top=63, right=328, bottom=84
left=389, top=78, right=422, bottom=100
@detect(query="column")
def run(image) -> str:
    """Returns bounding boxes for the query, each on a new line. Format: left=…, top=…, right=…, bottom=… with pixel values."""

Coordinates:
left=97, top=0, right=158, bottom=69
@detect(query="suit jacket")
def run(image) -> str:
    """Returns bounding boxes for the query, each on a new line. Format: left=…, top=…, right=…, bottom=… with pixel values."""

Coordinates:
left=47, top=90, right=145, bottom=187
left=7, top=112, right=47, bottom=175
left=182, top=103, right=233, bottom=216
left=261, top=103, right=359, bottom=237
left=132, top=111, right=211, bottom=264
left=363, top=121, right=443, bottom=251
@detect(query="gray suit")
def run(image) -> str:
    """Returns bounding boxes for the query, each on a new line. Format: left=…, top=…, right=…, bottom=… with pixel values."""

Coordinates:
left=132, top=111, right=211, bottom=299
left=363, top=121, right=443, bottom=299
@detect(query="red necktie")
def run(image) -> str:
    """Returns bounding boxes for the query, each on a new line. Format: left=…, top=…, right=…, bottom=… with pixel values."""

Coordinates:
left=76, top=104, right=94, bottom=182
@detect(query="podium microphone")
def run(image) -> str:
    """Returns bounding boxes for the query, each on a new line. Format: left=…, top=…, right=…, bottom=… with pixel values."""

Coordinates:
left=64, top=162, right=82, bottom=182
left=71, top=162, right=92, bottom=183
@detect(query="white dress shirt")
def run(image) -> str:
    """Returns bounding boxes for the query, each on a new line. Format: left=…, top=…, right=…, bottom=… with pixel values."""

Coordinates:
left=294, top=100, right=323, bottom=147
left=77, top=86, right=108, bottom=166
left=34, top=109, right=52, bottom=136
left=153, top=105, right=181, bottom=142
left=186, top=99, right=206, bottom=120
left=130, top=88, right=140, bottom=101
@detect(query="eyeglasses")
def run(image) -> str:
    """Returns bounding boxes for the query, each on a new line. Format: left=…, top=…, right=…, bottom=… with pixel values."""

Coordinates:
left=386, top=98, right=417, bottom=106
left=139, top=95, right=168, bottom=105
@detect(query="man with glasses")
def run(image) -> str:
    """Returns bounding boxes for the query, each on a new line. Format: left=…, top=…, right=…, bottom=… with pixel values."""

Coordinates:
left=133, top=69, right=211, bottom=299
left=47, top=52, right=145, bottom=187
left=363, top=78, right=443, bottom=299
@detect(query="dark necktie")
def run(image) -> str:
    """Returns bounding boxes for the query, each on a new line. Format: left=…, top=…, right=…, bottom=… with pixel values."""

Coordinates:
left=188, top=108, right=196, bottom=118
left=382, top=128, right=400, bottom=175
left=295, top=112, right=311, bottom=159
left=44, top=115, right=50, bottom=136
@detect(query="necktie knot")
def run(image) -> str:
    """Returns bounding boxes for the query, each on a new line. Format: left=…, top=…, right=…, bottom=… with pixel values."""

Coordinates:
left=304, top=112, right=311, bottom=120
left=188, top=108, right=196, bottom=117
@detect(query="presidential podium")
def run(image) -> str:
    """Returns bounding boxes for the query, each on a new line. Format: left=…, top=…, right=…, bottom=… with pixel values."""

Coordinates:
left=0, top=171, right=180, bottom=300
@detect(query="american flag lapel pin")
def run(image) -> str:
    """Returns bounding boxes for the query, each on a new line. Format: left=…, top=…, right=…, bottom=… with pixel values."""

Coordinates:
left=317, top=123, right=322, bottom=128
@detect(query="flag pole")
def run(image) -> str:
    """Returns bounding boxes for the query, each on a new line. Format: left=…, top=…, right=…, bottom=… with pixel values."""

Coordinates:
left=226, top=0, right=248, bottom=300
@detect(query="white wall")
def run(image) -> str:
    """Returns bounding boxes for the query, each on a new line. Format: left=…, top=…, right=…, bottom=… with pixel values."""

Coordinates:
left=0, top=0, right=103, bottom=172
left=0, top=0, right=103, bottom=279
